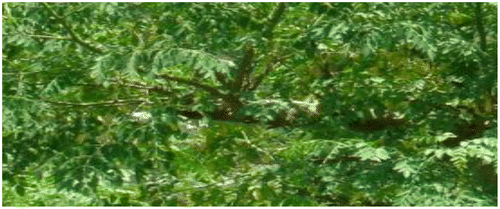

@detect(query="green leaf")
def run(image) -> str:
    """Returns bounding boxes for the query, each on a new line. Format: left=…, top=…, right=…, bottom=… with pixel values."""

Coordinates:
left=434, top=149, right=444, bottom=159
left=41, top=79, right=61, bottom=95
left=15, top=184, right=25, bottom=196
left=394, top=161, right=416, bottom=178
left=437, top=132, right=457, bottom=142
left=374, top=148, right=390, bottom=160
left=355, top=147, right=389, bottom=162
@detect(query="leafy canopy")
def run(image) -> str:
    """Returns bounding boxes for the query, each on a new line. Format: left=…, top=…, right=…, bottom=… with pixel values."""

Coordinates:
left=2, top=2, right=497, bottom=206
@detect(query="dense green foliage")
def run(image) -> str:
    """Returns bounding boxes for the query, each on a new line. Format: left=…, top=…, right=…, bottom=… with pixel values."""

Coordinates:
left=2, top=2, right=497, bottom=206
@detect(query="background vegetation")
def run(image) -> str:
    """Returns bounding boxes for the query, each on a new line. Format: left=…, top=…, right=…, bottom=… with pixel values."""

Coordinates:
left=2, top=2, right=497, bottom=206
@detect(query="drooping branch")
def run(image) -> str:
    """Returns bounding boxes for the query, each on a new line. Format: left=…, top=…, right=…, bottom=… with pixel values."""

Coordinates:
left=41, top=2, right=104, bottom=54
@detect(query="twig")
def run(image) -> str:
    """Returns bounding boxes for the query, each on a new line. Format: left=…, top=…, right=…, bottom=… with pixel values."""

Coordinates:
left=41, top=2, right=104, bottom=54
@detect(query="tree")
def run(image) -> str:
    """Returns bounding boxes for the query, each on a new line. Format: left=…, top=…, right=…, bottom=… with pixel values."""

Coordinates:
left=3, top=2, right=497, bottom=206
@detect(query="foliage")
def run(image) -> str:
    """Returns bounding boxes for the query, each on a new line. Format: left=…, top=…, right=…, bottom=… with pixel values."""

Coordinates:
left=2, top=2, right=497, bottom=206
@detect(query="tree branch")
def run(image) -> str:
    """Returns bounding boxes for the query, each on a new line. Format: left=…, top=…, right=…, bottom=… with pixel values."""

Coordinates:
left=232, top=45, right=254, bottom=91
left=474, top=3, right=487, bottom=52
left=262, top=2, right=287, bottom=39
left=40, top=98, right=153, bottom=107
left=109, top=79, right=172, bottom=94
left=249, top=55, right=285, bottom=91
left=26, top=34, right=71, bottom=40
left=41, top=2, right=104, bottom=54
left=157, top=73, right=225, bottom=98
left=3, top=71, right=43, bottom=75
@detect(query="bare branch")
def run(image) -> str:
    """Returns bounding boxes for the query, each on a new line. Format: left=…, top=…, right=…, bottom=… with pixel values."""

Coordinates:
left=41, top=2, right=104, bottom=54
